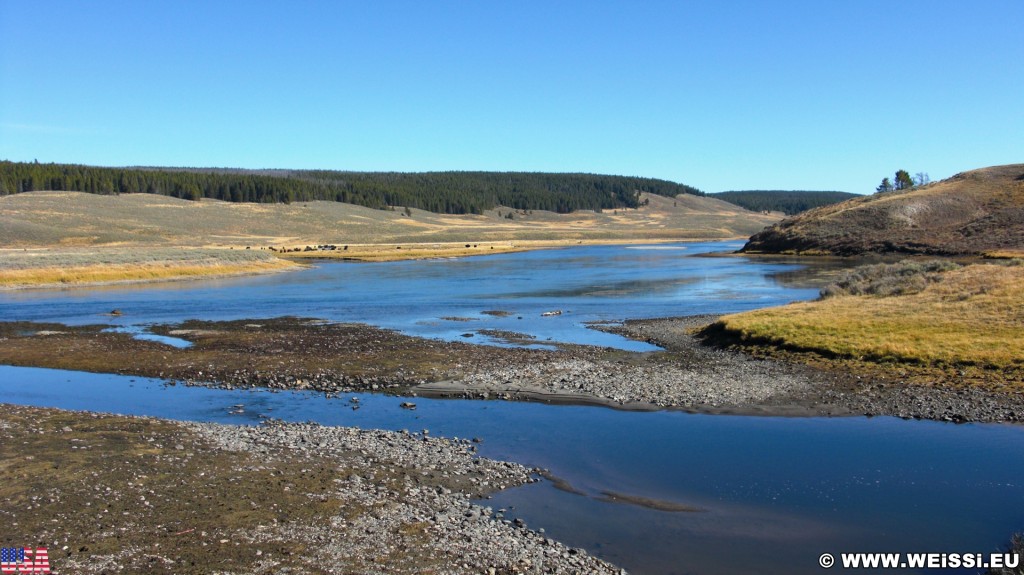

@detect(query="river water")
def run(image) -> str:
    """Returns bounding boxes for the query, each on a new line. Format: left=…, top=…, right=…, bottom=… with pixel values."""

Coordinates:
left=1, top=243, right=1021, bottom=574
left=0, top=242, right=820, bottom=351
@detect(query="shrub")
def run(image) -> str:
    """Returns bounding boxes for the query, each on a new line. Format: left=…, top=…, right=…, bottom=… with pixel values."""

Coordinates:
left=820, top=259, right=961, bottom=298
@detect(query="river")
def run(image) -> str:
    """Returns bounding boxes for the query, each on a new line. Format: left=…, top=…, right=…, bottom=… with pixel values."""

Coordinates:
left=1, top=242, right=1020, bottom=574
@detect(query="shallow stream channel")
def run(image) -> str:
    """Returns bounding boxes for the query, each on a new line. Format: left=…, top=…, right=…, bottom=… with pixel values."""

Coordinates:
left=2, top=243, right=1022, bottom=574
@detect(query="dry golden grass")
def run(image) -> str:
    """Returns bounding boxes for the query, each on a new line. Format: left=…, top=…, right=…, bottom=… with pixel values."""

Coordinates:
left=715, top=264, right=1024, bottom=369
left=277, top=238, right=662, bottom=262
left=0, top=190, right=779, bottom=248
left=0, top=261, right=296, bottom=287
left=985, top=250, right=1024, bottom=259
left=284, top=244, right=530, bottom=262
left=0, top=190, right=779, bottom=286
left=0, top=248, right=300, bottom=288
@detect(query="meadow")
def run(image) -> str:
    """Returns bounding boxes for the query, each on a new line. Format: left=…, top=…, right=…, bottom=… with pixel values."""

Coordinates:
left=711, top=260, right=1024, bottom=375
left=0, top=189, right=777, bottom=286
left=0, top=247, right=298, bottom=288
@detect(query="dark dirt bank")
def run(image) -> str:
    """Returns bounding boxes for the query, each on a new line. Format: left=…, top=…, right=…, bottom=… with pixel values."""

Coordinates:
left=2, top=315, right=1022, bottom=422
left=0, top=404, right=621, bottom=575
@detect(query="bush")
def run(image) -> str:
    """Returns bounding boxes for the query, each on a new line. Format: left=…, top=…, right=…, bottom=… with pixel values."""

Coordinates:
left=820, top=259, right=961, bottom=298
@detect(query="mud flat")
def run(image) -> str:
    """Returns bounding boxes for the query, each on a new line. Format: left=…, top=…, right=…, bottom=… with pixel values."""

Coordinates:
left=0, top=404, right=622, bottom=574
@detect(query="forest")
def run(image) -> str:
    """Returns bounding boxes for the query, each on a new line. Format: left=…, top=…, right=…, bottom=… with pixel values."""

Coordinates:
left=0, top=161, right=703, bottom=215
left=710, top=190, right=859, bottom=215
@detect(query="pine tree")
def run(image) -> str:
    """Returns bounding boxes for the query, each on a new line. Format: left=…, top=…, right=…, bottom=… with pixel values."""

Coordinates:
left=894, top=170, right=914, bottom=190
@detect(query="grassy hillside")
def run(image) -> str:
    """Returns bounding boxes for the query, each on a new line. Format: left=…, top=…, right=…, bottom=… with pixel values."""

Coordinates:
left=741, top=164, right=1024, bottom=256
left=710, top=190, right=860, bottom=215
left=0, top=190, right=778, bottom=249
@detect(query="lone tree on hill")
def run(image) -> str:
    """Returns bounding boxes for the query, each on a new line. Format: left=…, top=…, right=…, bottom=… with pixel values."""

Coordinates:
left=876, top=169, right=926, bottom=193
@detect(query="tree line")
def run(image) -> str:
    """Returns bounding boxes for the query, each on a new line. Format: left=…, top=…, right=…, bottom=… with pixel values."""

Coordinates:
left=0, top=161, right=703, bottom=215
left=710, top=190, right=859, bottom=215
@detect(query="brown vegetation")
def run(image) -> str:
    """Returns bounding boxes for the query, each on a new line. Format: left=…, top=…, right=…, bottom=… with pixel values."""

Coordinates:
left=742, top=164, right=1024, bottom=256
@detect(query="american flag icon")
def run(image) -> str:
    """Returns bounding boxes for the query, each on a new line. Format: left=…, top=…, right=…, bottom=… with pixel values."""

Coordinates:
left=0, top=547, right=50, bottom=574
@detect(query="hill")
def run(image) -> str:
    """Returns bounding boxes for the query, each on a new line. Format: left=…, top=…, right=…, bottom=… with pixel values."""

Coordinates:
left=0, top=161, right=702, bottom=215
left=741, top=164, right=1024, bottom=256
left=710, top=190, right=859, bottom=215
left=0, top=189, right=777, bottom=249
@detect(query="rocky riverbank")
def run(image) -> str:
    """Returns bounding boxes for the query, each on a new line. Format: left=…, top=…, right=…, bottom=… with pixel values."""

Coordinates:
left=600, top=316, right=1024, bottom=423
left=1, top=315, right=1021, bottom=423
left=0, top=404, right=623, bottom=574
left=420, top=315, right=828, bottom=412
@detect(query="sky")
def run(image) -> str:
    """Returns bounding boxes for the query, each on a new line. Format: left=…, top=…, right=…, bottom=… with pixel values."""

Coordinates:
left=1, top=1, right=1022, bottom=194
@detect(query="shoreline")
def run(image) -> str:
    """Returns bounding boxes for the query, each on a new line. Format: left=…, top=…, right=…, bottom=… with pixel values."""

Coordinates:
left=0, top=261, right=303, bottom=291
left=2, top=315, right=1021, bottom=423
left=0, top=237, right=744, bottom=289
left=3, top=310, right=1021, bottom=572
left=0, top=246, right=304, bottom=290
left=0, top=404, right=621, bottom=574
left=275, top=237, right=751, bottom=263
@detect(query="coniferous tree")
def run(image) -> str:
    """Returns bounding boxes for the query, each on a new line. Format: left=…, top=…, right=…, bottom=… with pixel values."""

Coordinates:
left=0, top=161, right=704, bottom=215
left=894, top=170, right=914, bottom=191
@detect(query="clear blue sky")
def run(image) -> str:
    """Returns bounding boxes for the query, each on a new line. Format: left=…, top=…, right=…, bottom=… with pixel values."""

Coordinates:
left=1, top=1, right=1021, bottom=194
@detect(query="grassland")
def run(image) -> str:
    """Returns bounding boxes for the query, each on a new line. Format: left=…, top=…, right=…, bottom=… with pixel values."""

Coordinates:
left=707, top=261, right=1024, bottom=387
left=0, top=190, right=777, bottom=248
left=0, top=189, right=777, bottom=286
left=0, top=247, right=300, bottom=289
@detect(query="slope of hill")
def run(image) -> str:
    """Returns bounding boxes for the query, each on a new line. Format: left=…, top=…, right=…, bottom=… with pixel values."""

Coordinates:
left=710, top=190, right=860, bottom=215
left=741, top=164, right=1024, bottom=256
left=0, top=189, right=777, bottom=249
left=0, top=161, right=702, bottom=215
